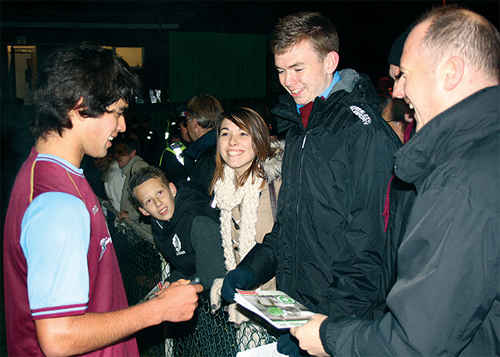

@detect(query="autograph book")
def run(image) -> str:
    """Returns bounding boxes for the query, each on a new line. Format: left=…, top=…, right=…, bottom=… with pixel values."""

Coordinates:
left=235, top=289, right=314, bottom=329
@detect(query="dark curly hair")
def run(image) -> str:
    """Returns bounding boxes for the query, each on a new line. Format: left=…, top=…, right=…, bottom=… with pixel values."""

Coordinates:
left=31, top=42, right=141, bottom=140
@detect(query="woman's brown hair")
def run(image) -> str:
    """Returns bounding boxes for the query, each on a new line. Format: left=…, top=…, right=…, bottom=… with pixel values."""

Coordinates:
left=210, top=107, right=274, bottom=193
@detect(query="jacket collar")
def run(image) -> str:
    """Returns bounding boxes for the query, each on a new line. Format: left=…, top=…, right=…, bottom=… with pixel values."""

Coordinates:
left=394, top=85, right=500, bottom=189
left=184, top=128, right=216, bottom=160
left=273, top=69, right=371, bottom=133
left=165, top=180, right=209, bottom=228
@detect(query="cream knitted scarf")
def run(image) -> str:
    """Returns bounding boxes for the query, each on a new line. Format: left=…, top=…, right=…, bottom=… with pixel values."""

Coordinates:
left=214, top=165, right=263, bottom=271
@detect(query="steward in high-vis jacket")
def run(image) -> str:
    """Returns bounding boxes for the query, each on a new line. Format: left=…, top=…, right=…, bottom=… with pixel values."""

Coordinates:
left=238, top=68, right=402, bottom=320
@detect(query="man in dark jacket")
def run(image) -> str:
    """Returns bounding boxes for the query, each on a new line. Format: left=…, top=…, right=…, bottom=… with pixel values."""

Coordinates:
left=221, top=12, right=401, bottom=355
left=291, top=6, right=500, bottom=356
left=183, top=94, right=223, bottom=193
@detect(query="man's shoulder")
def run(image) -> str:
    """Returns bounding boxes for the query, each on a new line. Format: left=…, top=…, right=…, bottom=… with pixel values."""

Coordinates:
left=197, top=143, right=217, bottom=160
left=30, top=154, right=87, bottom=197
left=185, top=130, right=217, bottom=159
left=125, top=156, right=148, bottom=175
left=318, top=99, right=388, bottom=137
left=421, top=130, right=499, bottom=212
left=453, top=131, right=499, bottom=205
left=103, top=160, right=122, bottom=179
left=176, top=183, right=218, bottom=221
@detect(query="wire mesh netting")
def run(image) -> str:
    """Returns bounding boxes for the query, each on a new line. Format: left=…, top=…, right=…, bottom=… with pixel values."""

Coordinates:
left=101, top=200, right=278, bottom=357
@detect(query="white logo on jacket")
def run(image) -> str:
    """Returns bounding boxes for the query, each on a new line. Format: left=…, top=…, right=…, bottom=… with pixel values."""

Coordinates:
left=172, top=234, right=185, bottom=256
left=350, top=105, right=372, bottom=125
left=99, top=236, right=112, bottom=261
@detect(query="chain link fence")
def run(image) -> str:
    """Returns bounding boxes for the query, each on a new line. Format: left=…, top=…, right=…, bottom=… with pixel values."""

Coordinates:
left=101, top=200, right=279, bottom=357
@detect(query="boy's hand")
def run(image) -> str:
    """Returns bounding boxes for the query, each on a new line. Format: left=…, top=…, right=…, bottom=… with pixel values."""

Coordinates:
left=118, top=210, right=129, bottom=222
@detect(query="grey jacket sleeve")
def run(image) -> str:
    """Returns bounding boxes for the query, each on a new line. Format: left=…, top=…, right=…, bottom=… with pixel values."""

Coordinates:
left=319, top=186, right=500, bottom=356
left=191, top=216, right=226, bottom=291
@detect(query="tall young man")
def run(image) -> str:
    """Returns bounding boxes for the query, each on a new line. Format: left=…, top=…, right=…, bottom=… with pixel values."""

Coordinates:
left=221, top=12, right=401, bottom=355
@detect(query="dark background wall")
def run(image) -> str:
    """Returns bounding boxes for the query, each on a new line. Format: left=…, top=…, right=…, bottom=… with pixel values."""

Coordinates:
left=2, top=1, right=499, bottom=95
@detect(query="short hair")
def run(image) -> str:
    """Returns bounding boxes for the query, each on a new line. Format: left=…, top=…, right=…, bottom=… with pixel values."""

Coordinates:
left=270, top=12, right=339, bottom=60
left=417, top=5, right=500, bottom=81
left=210, top=107, right=274, bottom=193
left=128, top=165, right=170, bottom=208
left=113, top=136, right=138, bottom=154
left=31, top=42, right=141, bottom=140
left=186, top=94, right=223, bottom=129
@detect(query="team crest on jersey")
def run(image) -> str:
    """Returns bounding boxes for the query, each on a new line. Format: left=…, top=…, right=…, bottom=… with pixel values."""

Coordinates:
left=100, top=236, right=112, bottom=260
left=172, top=234, right=185, bottom=256
left=92, top=204, right=99, bottom=215
left=350, top=105, right=372, bottom=125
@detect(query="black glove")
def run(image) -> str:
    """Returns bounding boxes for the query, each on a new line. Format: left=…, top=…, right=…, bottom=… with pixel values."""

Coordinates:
left=277, top=334, right=308, bottom=356
left=221, top=267, right=254, bottom=302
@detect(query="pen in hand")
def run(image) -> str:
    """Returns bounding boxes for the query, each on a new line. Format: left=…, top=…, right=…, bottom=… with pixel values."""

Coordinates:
left=189, top=277, right=200, bottom=285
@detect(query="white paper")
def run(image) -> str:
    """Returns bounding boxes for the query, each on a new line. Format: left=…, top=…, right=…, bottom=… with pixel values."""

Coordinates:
left=236, top=342, right=288, bottom=357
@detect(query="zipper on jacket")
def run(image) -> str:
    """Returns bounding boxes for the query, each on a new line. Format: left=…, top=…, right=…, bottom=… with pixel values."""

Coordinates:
left=301, top=134, right=307, bottom=149
left=292, top=130, right=310, bottom=292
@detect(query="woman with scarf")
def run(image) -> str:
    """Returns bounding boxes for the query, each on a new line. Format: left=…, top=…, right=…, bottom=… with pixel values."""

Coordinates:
left=210, top=107, right=284, bottom=350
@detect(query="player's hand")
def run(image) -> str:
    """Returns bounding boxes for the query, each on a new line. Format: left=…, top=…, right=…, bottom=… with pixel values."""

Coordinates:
left=290, top=313, right=330, bottom=356
left=153, top=279, right=203, bottom=322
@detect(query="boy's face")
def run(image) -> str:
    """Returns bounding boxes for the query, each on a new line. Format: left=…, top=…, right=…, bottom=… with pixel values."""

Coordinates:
left=134, top=178, right=177, bottom=221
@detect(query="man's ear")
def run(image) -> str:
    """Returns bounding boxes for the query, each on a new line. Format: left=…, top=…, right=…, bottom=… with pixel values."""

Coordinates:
left=325, top=51, right=340, bottom=75
left=191, top=118, right=200, bottom=129
left=138, top=206, right=150, bottom=216
left=169, top=182, right=177, bottom=198
left=130, top=149, right=137, bottom=157
left=68, top=97, right=86, bottom=124
left=442, top=56, right=464, bottom=91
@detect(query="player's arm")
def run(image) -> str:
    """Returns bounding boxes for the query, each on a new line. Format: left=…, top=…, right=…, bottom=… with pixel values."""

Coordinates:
left=22, top=192, right=201, bottom=356
left=35, top=280, right=201, bottom=357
